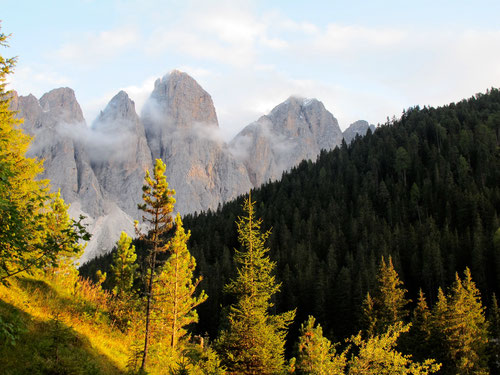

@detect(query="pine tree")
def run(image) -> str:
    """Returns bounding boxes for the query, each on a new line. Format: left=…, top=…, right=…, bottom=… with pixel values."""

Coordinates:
left=136, top=158, right=176, bottom=371
left=152, top=214, right=207, bottom=350
left=218, top=196, right=295, bottom=374
left=362, top=256, right=409, bottom=336
left=111, top=231, right=138, bottom=299
left=295, top=315, right=346, bottom=375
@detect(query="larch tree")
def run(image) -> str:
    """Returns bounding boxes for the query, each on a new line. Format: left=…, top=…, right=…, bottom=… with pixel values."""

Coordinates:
left=347, top=322, right=441, bottom=375
left=408, top=289, right=432, bottom=361
left=0, top=27, right=88, bottom=283
left=440, top=268, right=489, bottom=375
left=151, top=213, right=207, bottom=350
left=218, top=195, right=295, bottom=375
left=429, top=287, right=449, bottom=369
left=362, top=256, right=409, bottom=336
left=136, top=158, right=176, bottom=371
left=135, top=159, right=207, bottom=373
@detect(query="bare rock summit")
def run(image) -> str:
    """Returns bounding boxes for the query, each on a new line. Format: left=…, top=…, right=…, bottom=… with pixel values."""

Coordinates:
left=343, top=120, right=376, bottom=144
left=230, top=96, right=343, bottom=186
left=91, top=91, right=153, bottom=218
left=142, top=71, right=251, bottom=215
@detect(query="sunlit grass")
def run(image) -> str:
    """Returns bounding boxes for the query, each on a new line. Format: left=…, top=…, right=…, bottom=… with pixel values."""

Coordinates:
left=0, top=270, right=134, bottom=374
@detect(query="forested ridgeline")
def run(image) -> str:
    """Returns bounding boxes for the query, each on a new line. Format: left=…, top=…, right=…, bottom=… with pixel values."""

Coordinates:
left=186, top=89, right=500, bottom=340
left=82, top=88, right=500, bottom=346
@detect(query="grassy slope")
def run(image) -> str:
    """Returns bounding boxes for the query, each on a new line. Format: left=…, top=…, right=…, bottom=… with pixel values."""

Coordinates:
left=0, top=272, right=132, bottom=375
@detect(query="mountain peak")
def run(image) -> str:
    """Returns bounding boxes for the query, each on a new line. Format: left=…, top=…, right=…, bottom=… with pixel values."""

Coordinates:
left=93, top=90, right=139, bottom=132
left=153, top=70, right=201, bottom=93
left=143, top=70, right=218, bottom=130
left=231, top=95, right=343, bottom=187
left=106, top=90, right=135, bottom=115
left=39, top=87, right=85, bottom=125
left=284, top=96, right=319, bottom=107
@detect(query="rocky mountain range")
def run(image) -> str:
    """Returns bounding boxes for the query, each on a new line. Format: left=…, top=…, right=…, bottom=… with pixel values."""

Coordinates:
left=12, top=70, right=374, bottom=262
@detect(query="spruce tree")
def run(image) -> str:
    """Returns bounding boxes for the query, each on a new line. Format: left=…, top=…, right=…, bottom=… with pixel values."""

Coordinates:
left=218, top=196, right=295, bottom=374
left=295, top=315, right=346, bottom=375
left=111, top=231, right=138, bottom=299
left=430, top=287, right=449, bottom=369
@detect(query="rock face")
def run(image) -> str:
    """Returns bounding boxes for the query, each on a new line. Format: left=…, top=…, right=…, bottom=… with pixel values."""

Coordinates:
left=230, top=97, right=343, bottom=186
left=142, top=70, right=219, bottom=160
left=13, top=71, right=353, bottom=262
left=11, top=88, right=106, bottom=218
left=142, top=71, right=252, bottom=214
left=343, top=120, right=376, bottom=144
left=91, top=91, right=152, bottom=218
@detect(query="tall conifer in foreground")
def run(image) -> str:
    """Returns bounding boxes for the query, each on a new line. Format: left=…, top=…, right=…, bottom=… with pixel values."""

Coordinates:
left=136, top=159, right=176, bottom=371
left=218, top=195, right=295, bottom=374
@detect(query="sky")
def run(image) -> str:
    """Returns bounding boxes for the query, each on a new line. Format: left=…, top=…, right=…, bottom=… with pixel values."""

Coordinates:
left=3, top=0, right=500, bottom=139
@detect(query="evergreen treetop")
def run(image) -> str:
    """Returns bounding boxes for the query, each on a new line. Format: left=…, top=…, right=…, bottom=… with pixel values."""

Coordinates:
left=219, top=195, right=295, bottom=375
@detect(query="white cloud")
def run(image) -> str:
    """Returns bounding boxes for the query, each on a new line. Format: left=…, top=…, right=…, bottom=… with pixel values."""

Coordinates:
left=295, top=23, right=408, bottom=59
left=54, top=27, right=139, bottom=66
left=9, top=0, right=500, bottom=144
left=121, top=76, right=158, bottom=115
left=177, top=66, right=213, bottom=78
left=202, top=67, right=368, bottom=139
left=7, top=64, right=71, bottom=97
left=82, top=75, right=158, bottom=125
left=145, top=3, right=288, bottom=67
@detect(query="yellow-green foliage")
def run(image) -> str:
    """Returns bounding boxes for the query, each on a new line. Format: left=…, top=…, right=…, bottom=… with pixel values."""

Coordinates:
left=294, top=316, right=440, bottom=375
left=111, top=231, right=138, bottom=299
left=296, top=316, right=347, bottom=375
left=218, top=196, right=295, bottom=375
left=151, top=214, right=207, bottom=350
left=0, top=272, right=134, bottom=374
left=362, top=256, right=409, bottom=336
left=0, top=27, right=87, bottom=283
left=431, top=268, right=489, bottom=374
left=347, top=323, right=441, bottom=374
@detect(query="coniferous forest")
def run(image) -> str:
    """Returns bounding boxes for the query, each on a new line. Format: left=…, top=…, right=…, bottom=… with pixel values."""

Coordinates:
left=2, top=22, right=500, bottom=374
left=81, top=88, right=500, bottom=373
